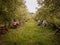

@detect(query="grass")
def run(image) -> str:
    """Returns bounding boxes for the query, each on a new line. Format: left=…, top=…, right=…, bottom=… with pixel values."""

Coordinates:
left=0, top=19, right=60, bottom=45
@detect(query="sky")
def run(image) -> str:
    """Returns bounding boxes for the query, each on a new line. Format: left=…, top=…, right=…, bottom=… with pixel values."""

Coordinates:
left=24, top=0, right=40, bottom=13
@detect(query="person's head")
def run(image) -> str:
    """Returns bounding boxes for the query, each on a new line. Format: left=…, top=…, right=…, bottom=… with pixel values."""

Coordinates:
left=13, top=19, right=16, bottom=22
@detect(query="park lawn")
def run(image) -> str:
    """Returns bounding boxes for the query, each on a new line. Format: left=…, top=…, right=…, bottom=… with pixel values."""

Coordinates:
left=0, top=19, right=60, bottom=45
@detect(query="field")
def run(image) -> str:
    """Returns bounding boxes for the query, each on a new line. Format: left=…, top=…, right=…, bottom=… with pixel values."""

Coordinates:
left=0, top=19, right=60, bottom=45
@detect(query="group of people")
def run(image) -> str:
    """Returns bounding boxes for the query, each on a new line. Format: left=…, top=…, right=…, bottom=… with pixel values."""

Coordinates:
left=37, top=19, right=47, bottom=27
left=12, top=19, right=47, bottom=28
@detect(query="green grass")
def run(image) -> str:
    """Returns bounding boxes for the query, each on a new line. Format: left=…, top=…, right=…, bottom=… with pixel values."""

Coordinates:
left=0, top=19, right=60, bottom=45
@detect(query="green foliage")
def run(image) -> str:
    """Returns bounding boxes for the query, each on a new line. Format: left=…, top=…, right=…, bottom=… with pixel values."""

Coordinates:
left=1, top=20, right=60, bottom=45
left=0, top=0, right=17, bottom=23
left=0, top=0, right=29, bottom=27
left=36, top=0, right=60, bottom=27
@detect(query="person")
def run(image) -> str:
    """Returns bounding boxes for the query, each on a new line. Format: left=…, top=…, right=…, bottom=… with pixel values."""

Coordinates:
left=42, top=20, right=47, bottom=27
left=12, top=19, right=19, bottom=29
left=37, top=19, right=41, bottom=26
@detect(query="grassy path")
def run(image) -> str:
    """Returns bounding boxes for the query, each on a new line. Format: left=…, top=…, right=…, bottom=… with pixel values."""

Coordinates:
left=0, top=19, right=60, bottom=45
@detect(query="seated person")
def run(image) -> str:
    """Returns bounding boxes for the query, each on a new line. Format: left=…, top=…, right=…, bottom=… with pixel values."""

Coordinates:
left=12, top=19, right=19, bottom=28
left=37, top=20, right=41, bottom=26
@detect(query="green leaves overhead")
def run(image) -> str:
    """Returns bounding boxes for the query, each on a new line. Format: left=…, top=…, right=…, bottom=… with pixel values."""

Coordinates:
left=36, top=0, right=60, bottom=27
left=0, top=0, right=28, bottom=24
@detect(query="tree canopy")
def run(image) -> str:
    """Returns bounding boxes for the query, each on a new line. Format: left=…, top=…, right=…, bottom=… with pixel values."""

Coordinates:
left=36, top=0, right=60, bottom=27
left=0, top=0, right=29, bottom=27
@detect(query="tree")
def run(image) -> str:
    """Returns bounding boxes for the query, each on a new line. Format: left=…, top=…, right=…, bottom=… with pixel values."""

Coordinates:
left=36, top=0, right=60, bottom=28
left=0, top=0, right=28, bottom=28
